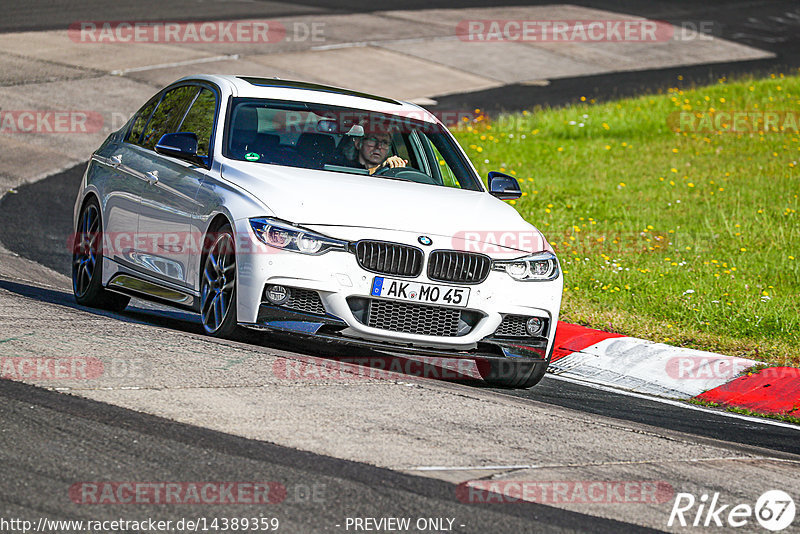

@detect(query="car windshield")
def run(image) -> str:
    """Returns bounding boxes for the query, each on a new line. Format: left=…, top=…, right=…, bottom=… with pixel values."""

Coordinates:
left=224, top=98, right=482, bottom=191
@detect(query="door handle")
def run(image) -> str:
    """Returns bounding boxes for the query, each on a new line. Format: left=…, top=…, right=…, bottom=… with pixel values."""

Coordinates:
left=110, top=154, right=122, bottom=167
left=145, top=170, right=159, bottom=185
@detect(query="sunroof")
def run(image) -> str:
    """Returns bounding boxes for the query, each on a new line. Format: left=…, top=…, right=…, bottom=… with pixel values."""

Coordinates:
left=238, top=77, right=401, bottom=105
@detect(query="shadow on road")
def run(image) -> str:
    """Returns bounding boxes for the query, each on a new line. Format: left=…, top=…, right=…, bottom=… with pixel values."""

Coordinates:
left=0, top=277, right=496, bottom=388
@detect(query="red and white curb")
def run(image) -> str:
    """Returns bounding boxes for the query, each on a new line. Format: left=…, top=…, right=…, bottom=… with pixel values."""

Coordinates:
left=550, top=322, right=800, bottom=417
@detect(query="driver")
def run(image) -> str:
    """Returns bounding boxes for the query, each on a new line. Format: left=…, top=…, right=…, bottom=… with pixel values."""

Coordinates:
left=343, top=127, right=407, bottom=175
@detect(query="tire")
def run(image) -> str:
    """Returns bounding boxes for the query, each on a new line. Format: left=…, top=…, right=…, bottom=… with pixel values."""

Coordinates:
left=478, top=359, right=548, bottom=389
left=199, top=224, right=239, bottom=338
left=478, top=331, right=556, bottom=388
left=72, top=197, right=130, bottom=312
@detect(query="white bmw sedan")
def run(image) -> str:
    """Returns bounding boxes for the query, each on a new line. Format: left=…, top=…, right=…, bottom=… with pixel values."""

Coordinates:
left=72, top=75, right=563, bottom=388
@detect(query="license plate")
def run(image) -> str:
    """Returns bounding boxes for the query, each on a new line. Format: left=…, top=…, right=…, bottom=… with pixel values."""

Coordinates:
left=370, top=277, right=470, bottom=307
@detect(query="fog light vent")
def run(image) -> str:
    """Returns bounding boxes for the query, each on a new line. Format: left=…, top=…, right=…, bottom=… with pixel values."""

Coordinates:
left=526, top=317, right=544, bottom=336
left=493, top=315, right=547, bottom=338
left=265, top=285, right=289, bottom=305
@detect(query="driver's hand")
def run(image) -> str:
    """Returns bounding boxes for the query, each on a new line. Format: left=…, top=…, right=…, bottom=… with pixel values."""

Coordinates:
left=382, top=156, right=408, bottom=169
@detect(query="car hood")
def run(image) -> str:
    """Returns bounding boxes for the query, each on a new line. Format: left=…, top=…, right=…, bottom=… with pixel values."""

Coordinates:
left=221, top=160, right=552, bottom=254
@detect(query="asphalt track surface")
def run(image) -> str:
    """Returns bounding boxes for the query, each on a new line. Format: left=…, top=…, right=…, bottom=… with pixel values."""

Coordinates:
left=3, top=377, right=660, bottom=533
left=1, top=165, right=799, bottom=458
left=431, top=0, right=800, bottom=114
left=1, top=1, right=798, bottom=114
left=2, top=1, right=800, bottom=531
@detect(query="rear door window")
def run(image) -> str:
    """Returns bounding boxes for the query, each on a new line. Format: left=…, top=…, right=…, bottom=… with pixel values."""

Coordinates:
left=140, top=86, right=199, bottom=151
left=125, top=96, right=159, bottom=146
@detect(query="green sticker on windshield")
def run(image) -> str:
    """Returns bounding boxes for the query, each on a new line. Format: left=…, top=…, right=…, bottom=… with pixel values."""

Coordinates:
left=244, top=152, right=260, bottom=161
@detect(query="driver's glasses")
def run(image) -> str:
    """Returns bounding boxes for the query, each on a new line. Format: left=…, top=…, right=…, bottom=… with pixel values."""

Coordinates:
left=363, top=136, right=391, bottom=149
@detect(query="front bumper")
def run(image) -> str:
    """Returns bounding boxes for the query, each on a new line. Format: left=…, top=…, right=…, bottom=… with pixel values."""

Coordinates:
left=234, top=222, right=563, bottom=361
left=244, top=304, right=549, bottom=360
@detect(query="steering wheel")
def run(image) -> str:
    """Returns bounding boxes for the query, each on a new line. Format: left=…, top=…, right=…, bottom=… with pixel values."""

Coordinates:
left=374, top=166, right=438, bottom=185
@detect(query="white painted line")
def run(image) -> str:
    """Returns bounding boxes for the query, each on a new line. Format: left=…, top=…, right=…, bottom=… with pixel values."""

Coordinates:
left=110, top=54, right=240, bottom=76
left=311, top=35, right=460, bottom=51
left=310, top=42, right=368, bottom=51
left=547, top=373, right=800, bottom=431
left=407, top=456, right=782, bottom=472
left=409, top=465, right=539, bottom=471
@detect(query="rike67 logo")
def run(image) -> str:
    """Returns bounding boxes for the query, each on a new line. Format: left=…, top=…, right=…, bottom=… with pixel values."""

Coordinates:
left=668, top=490, right=795, bottom=531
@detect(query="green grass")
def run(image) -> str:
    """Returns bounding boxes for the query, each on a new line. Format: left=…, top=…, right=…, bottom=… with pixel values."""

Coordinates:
left=453, top=72, right=800, bottom=365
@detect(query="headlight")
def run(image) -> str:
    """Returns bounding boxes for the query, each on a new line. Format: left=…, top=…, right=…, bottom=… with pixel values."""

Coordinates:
left=492, top=252, right=559, bottom=281
left=249, top=218, right=348, bottom=255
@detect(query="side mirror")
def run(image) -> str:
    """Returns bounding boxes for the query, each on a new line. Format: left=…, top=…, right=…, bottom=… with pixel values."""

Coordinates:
left=155, top=132, right=203, bottom=165
left=488, top=171, right=522, bottom=199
